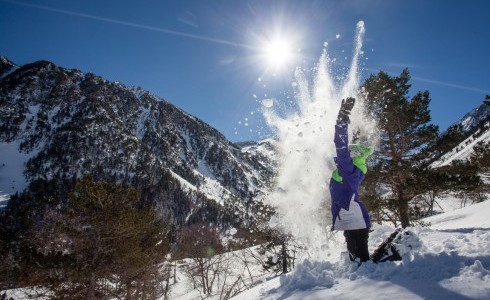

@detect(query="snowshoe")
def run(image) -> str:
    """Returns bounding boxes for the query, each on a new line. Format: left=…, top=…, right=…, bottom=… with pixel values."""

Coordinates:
left=371, top=228, right=421, bottom=263
left=370, top=228, right=403, bottom=263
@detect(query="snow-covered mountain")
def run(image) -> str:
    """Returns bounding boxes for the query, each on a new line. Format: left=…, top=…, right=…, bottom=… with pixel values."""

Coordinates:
left=431, top=123, right=490, bottom=168
left=237, top=138, right=278, bottom=170
left=0, top=56, right=275, bottom=225
left=455, top=103, right=490, bottom=133
left=431, top=103, right=490, bottom=168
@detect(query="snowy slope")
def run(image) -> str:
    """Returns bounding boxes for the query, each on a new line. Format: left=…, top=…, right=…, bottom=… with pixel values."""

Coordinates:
left=239, top=138, right=278, bottom=167
left=4, top=156, right=490, bottom=298
left=230, top=200, right=490, bottom=300
left=426, top=101, right=489, bottom=169
left=457, top=104, right=490, bottom=133
left=4, top=197, right=488, bottom=300
left=431, top=126, right=490, bottom=168
left=430, top=102, right=489, bottom=169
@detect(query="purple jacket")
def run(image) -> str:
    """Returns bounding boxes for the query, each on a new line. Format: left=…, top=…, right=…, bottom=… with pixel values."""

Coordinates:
left=329, top=121, right=371, bottom=231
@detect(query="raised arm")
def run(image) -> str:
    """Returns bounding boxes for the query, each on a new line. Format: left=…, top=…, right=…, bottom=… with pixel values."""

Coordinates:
left=334, top=97, right=356, bottom=176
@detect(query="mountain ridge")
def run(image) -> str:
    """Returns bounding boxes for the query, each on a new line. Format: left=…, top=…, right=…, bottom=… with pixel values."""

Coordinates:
left=0, top=56, right=275, bottom=226
left=430, top=102, right=490, bottom=168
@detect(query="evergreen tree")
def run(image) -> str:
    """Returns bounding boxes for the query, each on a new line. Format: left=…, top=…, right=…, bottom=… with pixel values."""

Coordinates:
left=256, top=230, right=300, bottom=274
left=410, top=161, right=483, bottom=219
left=425, top=123, right=466, bottom=162
left=362, top=68, right=438, bottom=228
left=21, top=176, right=170, bottom=299
left=472, top=141, right=490, bottom=171
left=246, top=204, right=301, bottom=275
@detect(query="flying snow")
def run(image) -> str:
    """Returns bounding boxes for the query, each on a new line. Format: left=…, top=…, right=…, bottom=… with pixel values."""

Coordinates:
left=262, top=98, right=274, bottom=108
left=262, top=21, right=378, bottom=258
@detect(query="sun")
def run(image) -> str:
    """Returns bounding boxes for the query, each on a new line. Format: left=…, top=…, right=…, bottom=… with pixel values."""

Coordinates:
left=249, top=26, right=301, bottom=74
left=265, top=39, right=293, bottom=66
left=262, top=37, right=296, bottom=70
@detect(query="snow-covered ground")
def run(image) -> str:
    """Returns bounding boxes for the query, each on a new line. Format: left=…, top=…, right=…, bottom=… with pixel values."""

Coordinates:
left=0, top=141, right=34, bottom=196
left=3, top=197, right=489, bottom=300
left=231, top=199, right=490, bottom=300
left=0, top=191, right=8, bottom=210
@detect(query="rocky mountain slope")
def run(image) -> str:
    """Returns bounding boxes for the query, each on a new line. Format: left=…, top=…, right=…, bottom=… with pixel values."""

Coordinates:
left=431, top=102, right=490, bottom=168
left=0, top=56, right=275, bottom=225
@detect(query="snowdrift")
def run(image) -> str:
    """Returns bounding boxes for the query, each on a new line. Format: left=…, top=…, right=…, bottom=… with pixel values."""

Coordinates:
left=3, top=199, right=489, bottom=300
left=231, top=200, right=490, bottom=300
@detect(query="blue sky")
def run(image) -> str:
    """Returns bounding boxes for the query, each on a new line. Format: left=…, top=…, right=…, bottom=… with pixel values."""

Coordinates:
left=1, top=0, right=489, bottom=142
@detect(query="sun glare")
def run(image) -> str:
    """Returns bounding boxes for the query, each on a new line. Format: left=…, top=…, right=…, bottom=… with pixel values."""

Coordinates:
left=263, top=38, right=295, bottom=69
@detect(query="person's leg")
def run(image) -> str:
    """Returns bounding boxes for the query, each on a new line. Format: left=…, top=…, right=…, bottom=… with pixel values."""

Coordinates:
left=344, top=230, right=358, bottom=261
left=354, top=228, right=370, bottom=262
left=344, top=229, right=370, bottom=262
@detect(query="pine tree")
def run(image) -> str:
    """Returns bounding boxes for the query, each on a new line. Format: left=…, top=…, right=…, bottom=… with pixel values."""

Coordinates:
left=256, top=230, right=300, bottom=274
left=362, top=68, right=438, bottom=228
left=472, top=141, right=490, bottom=170
left=21, top=176, right=170, bottom=299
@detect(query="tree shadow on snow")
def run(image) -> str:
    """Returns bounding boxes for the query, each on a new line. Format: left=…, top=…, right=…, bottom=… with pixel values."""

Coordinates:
left=385, top=252, right=490, bottom=300
left=435, top=227, right=490, bottom=234
left=271, top=252, right=490, bottom=300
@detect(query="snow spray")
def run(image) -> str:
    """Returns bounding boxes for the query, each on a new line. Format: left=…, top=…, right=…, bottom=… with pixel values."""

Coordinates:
left=262, top=21, right=377, bottom=259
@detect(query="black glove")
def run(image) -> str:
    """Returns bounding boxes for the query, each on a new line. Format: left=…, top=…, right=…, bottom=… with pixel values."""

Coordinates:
left=337, top=97, right=356, bottom=123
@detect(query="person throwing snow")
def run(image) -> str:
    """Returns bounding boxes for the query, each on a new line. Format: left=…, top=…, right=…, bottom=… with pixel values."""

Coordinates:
left=329, top=97, right=374, bottom=263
